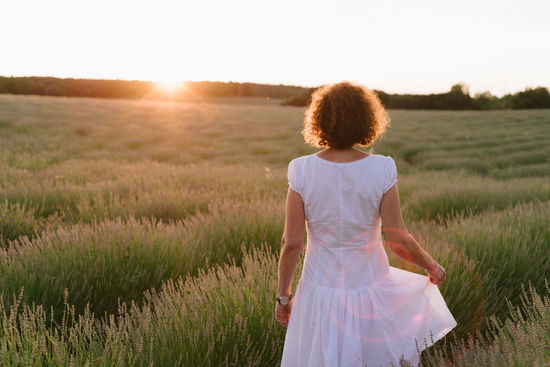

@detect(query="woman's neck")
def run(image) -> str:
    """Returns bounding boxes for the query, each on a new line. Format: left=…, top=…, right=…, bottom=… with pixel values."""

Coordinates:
left=316, top=147, right=369, bottom=162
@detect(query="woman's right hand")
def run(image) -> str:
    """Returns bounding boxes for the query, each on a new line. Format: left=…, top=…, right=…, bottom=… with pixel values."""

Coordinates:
left=426, top=261, right=446, bottom=285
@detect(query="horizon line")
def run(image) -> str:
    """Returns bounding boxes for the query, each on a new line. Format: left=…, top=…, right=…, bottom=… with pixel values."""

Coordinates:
left=1, top=74, right=548, bottom=97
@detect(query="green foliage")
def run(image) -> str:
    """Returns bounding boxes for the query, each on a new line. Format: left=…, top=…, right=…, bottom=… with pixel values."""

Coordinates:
left=0, top=198, right=283, bottom=321
left=502, top=86, right=550, bottom=109
left=0, top=200, right=62, bottom=245
left=421, top=280, right=550, bottom=367
left=282, top=82, right=550, bottom=110
left=293, top=83, right=481, bottom=110
left=0, top=94, right=549, bottom=365
left=0, top=248, right=549, bottom=366
left=473, top=91, right=504, bottom=110
left=0, top=246, right=292, bottom=366
left=280, top=87, right=317, bottom=106
left=401, top=173, right=550, bottom=223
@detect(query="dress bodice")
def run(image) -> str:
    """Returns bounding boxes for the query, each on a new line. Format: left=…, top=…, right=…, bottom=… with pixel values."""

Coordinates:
left=287, top=153, right=398, bottom=289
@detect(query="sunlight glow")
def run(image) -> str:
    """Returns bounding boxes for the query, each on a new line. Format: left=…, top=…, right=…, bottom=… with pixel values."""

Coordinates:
left=156, top=80, right=184, bottom=93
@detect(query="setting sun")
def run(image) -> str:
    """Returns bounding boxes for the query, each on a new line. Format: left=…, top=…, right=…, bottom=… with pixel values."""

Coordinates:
left=156, top=80, right=184, bottom=93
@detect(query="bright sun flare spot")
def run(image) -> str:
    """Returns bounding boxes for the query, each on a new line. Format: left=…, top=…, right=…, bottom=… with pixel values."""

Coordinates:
left=156, top=80, right=183, bottom=92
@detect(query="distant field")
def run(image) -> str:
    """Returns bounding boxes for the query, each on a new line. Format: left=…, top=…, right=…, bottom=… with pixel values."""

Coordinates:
left=0, top=94, right=549, bottom=366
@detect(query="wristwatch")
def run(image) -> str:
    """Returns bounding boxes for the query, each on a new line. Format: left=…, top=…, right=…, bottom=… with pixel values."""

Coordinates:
left=276, top=293, right=293, bottom=305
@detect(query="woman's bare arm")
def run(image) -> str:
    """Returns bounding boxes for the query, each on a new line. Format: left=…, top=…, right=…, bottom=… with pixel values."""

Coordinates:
left=379, top=184, right=437, bottom=272
left=277, top=187, right=306, bottom=296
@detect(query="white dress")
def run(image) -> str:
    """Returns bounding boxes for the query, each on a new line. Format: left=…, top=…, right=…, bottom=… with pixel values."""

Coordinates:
left=280, top=153, right=457, bottom=367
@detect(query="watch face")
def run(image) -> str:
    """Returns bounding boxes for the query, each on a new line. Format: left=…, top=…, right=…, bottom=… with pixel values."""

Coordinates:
left=277, top=293, right=292, bottom=305
left=278, top=297, right=289, bottom=305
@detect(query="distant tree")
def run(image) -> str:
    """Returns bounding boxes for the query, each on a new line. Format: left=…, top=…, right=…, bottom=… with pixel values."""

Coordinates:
left=237, top=83, right=253, bottom=96
left=474, top=91, right=502, bottom=110
left=373, top=90, right=390, bottom=107
left=445, top=83, right=477, bottom=109
left=509, top=87, right=550, bottom=109
left=450, top=83, right=470, bottom=96
left=280, top=87, right=318, bottom=106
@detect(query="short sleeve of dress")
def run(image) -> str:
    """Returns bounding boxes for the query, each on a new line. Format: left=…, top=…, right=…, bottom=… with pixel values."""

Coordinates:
left=383, top=156, right=398, bottom=194
left=287, top=158, right=302, bottom=195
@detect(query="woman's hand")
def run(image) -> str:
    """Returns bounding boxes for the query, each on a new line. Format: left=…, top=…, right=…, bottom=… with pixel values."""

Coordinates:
left=425, top=261, right=446, bottom=285
left=275, top=299, right=293, bottom=327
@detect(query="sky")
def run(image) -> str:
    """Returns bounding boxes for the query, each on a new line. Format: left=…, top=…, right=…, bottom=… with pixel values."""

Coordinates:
left=2, top=0, right=549, bottom=96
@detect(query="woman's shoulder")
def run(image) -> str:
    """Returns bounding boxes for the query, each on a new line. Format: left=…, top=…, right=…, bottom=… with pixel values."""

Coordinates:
left=287, top=156, right=301, bottom=168
left=374, top=153, right=396, bottom=164
left=288, top=154, right=313, bottom=166
left=375, top=155, right=397, bottom=175
left=367, top=153, right=392, bottom=160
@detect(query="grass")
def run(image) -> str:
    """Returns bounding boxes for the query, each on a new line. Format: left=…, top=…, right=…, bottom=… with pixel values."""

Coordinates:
left=421, top=279, right=550, bottom=367
left=0, top=199, right=61, bottom=244
left=0, top=247, right=548, bottom=366
left=0, top=198, right=284, bottom=321
left=399, top=171, right=550, bottom=224
left=0, top=93, right=549, bottom=365
left=0, top=246, right=296, bottom=366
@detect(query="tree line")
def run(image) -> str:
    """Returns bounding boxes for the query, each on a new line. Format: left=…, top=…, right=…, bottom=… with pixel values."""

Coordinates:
left=281, top=83, right=550, bottom=110
left=0, top=76, right=304, bottom=101
left=1, top=76, right=549, bottom=109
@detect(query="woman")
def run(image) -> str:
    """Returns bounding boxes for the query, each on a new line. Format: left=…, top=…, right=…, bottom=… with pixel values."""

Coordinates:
left=275, top=81, right=457, bottom=367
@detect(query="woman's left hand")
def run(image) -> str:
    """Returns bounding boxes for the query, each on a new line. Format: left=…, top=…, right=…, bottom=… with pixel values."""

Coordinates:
left=275, top=299, right=293, bottom=327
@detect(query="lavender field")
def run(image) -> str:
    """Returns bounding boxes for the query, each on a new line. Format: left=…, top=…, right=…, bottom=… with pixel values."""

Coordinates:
left=0, top=94, right=549, bottom=366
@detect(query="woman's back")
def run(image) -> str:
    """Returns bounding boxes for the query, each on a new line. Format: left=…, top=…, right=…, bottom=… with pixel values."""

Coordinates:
left=288, top=153, right=397, bottom=289
left=281, top=152, right=457, bottom=367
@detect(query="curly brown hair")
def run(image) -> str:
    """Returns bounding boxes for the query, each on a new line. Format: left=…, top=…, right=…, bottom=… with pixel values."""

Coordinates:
left=302, top=81, right=390, bottom=150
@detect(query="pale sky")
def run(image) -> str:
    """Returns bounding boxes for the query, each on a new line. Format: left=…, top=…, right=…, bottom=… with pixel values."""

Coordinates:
left=2, top=0, right=549, bottom=96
